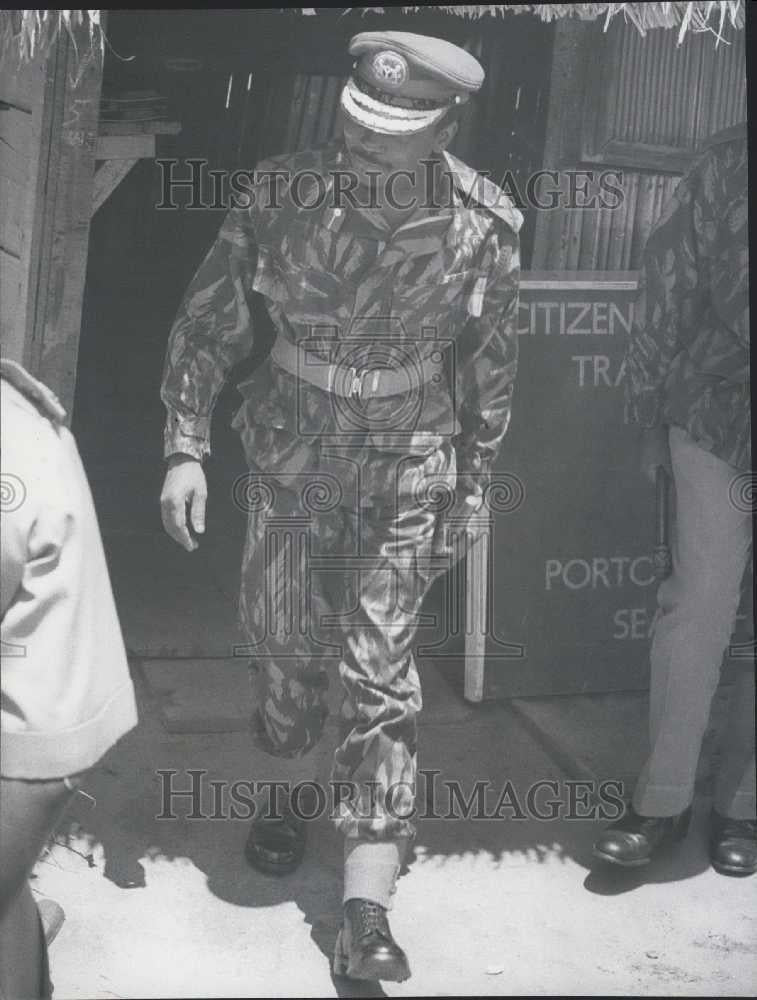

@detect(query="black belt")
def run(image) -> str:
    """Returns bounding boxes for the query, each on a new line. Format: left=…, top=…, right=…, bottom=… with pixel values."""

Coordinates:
left=270, top=336, right=445, bottom=400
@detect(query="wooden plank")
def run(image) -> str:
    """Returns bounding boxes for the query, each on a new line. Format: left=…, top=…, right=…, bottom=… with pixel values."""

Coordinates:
left=0, top=35, right=51, bottom=371
left=31, top=23, right=104, bottom=418
left=532, top=19, right=592, bottom=269
left=565, top=204, right=583, bottom=272
left=0, top=175, right=26, bottom=257
left=705, top=29, right=746, bottom=136
left=582, top=139, right=695, bottom=174
left=285, top=75, right=308, bottom=153
left=298, top=75, right=324, bottom=150
left=0, top=104, right=33, bottom=184
left=92, top=158, right=139, bottom=212
left=520, top=270, right=638, bottom=291
left=24, top=34, right=68, bottom=378
left=0, top=36, right=39, bottom=112
left=575, top=23, right=721, bottom=175
left=96, top=133, right=154, bottom=159
left=316, top=76, right=340, bottom=145
left=98, top=119, right=181, bottom=136
left=579, top=20, right=619, bottom=161
left=535, top=18, right=739, bottom=274
left=464, top=511, right=492, bottom=703
left=0, top=251, right=24, bottom=362
left=258, top=72, right=297, bottom=162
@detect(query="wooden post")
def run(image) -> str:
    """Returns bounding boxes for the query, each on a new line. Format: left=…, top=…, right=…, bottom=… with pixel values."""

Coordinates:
left=463, top=508, right=491, bottom=703
left=0, top=27, right=52, bottom=366
left=531, top=19, right=592, bottom=269
left=29, top=22, right=104, bottom=420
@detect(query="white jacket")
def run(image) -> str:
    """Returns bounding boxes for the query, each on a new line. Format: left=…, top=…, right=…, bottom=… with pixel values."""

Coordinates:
left=1, top=360, right=137, bottom=778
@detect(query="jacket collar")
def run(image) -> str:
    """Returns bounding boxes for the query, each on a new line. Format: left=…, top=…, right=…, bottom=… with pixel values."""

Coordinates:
left=443, top=151, right=524, bottom=233
left=317, top=140, right=522, bottom=249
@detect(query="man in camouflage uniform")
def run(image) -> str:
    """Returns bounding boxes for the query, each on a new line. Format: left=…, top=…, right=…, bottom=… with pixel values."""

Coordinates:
left=160, top=32, right=521, bottom=978
left=594, top=123, right=755, bottom=876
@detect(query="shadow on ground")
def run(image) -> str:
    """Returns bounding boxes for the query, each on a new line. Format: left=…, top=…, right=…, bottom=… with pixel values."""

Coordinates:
left=48, top=661, right=722, bottom=995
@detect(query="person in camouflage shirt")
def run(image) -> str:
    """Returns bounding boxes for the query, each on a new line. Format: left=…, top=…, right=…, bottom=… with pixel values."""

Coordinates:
left=594, top=123, right=755, bottom=877
left=160, top=32, right=521, bottom=980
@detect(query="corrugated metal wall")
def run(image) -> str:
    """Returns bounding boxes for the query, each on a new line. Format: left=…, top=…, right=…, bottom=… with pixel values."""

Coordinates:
left=284, top=74, right=345, bottom=151
left=534, top=22, right=746, bottom=271
left=260, top=16, right=554, bottom=266
left=248, top=19, right=743, bottom=275
left=597, top=25, right=745, bottom=147
left=537, top=172, right=683, bottom=272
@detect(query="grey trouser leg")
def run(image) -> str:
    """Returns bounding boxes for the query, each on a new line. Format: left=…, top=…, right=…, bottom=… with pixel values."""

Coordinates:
left=633, top=426, right=754, bottom=818
left=713, top=659, right=756, bottom=820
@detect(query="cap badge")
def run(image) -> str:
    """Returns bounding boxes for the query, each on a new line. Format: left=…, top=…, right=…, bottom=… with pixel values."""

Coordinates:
left=370, top=50, right=408, bottom=88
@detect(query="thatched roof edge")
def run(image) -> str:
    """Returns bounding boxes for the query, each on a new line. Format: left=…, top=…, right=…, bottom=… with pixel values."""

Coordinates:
left=0, top=3, right=745, bottom=67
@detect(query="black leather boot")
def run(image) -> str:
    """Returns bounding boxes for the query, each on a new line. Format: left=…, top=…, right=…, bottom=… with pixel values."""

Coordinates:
left=710, top=812, right=757, bottom=876
left=244, top=798, right=306, bottom=875
left=592, top=805, right=692, bottom=866
left=333, top=898, right=411, bottom=982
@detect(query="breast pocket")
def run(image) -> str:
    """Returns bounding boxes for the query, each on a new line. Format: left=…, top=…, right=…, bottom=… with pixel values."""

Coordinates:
left=393, top=267, right=480, bottom=332
left=253, top=240, right=347, bottom=330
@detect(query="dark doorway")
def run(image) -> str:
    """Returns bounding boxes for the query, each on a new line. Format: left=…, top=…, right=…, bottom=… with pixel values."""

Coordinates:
left=73, top=9, right=554, bottom=664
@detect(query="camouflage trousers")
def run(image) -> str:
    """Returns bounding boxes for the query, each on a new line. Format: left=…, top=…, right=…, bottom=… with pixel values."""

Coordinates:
left=238, top=444, right=457, bottom=842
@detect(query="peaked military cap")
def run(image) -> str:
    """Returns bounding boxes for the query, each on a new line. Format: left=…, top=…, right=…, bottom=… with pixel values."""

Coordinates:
left=341, top=31, right=484, bottom=135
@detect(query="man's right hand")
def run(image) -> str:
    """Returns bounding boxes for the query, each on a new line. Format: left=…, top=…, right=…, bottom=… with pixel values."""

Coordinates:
left=160, top=455, right=207, bottom=551
left=639, top=426, right=672, bottom=485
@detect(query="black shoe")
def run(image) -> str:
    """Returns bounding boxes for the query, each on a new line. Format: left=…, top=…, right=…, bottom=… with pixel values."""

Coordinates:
left=709, top=812, right=757, bottom=877
left=333, top=898, right=411, bottom=982
left=244, top=801, right=306, bottom=875
left=592, top=805, right=692, bottom=867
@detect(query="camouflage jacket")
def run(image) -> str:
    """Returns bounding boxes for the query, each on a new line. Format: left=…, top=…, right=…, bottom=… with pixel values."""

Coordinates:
left=160, top=140, right=522, bottom=494
left=624, top=123, right=750, bottom=470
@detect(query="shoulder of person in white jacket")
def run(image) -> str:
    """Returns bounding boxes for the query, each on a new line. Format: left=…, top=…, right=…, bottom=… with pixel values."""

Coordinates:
left=1, top=359, right=138, bottom=780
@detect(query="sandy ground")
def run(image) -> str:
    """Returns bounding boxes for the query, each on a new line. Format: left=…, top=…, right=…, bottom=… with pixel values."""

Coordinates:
left=31, top=663, right=756, bottom=998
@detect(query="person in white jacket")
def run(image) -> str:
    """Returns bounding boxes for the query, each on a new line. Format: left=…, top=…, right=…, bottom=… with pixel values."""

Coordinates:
left=0, top=358, right=138, bottom=999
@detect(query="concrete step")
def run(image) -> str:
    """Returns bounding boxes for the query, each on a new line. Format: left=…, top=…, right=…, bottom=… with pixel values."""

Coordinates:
left=140, top=655, right=484, bottom=735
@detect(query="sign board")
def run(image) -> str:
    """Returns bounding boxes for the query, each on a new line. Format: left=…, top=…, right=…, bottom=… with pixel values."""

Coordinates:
left=455, top=272, right=753, bottom=699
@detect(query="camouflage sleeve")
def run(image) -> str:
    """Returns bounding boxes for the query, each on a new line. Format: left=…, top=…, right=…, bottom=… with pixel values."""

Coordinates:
left=160, top=207, right=258, bottom=460
left=455, top=227, right=520, bottom=468
left=623, top=156, right=711, bottom=428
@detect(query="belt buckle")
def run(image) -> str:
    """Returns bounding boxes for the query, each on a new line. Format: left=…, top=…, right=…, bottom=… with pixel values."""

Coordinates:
left=347, top=367, right=362, bottom=400
left=327, top=364, right=381, bottom=399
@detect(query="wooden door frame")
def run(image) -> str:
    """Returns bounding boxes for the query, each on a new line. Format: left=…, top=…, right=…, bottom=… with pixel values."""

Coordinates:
left=1, top=18, right=103, bottom=421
